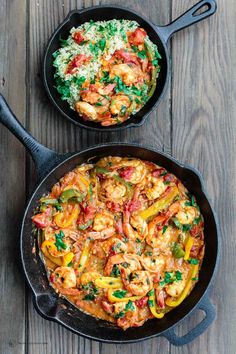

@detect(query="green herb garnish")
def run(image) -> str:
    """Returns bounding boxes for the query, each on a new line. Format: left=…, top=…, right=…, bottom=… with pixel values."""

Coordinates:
left=188, top=258, right=199, bottom=265
left=54, top=230, right=67, bottom=251
left=112, top=290, right=127, bottom=298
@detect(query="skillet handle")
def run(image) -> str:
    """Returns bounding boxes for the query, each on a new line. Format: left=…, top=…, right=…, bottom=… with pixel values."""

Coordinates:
left=156, top=0, right=217, bottom=43
left=0, top=94, right=62, bottom=181
left=163, top=295, right=216, bottom=346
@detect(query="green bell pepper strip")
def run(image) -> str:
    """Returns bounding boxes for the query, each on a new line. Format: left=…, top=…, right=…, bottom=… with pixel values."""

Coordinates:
left=145, top=41, right=158, bottom=98
left=113, top=175, right=133, bottom=199
left=172, top=242, right=185, bottom=259
left=59, top=189, right=84, bottom=203
left=39, top=197, right=58, bottom=205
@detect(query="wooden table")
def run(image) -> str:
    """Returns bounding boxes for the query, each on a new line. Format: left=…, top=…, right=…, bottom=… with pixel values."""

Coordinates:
left=0, top=1, right=235, bottom=353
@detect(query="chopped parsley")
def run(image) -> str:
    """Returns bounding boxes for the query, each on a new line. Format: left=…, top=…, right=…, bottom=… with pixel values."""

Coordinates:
left=125, top=300, right=135, bottom=312
left=54, top=230, right=67, bottom=251
left=82, top=282, right=98, bottom=301
left=137, top=50, right=147, bottom=59
left=55, top=204, right=63, bottom=212
left=162, top=225, right=168, bottom=234
left=159, top=271, right=183, bottom=287
left=98, top=38, right=106, bottom=51
left=110, top=264, right=121, bottom=277
left=188, top=258, right=199, bottom=265
left=115, top=311, right=125, bottom=319
left=112, top=289, right=127, bottom=298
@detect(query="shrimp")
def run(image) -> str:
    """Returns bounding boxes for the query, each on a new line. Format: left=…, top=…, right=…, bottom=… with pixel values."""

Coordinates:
left=53, top=266, right=77, bottom=289
left=146, top=222, right=178, bottom=251
left=100, top=178, right=127, bottom=203
left=175, top=200, right=198, bottom=225
left=145, top=175, right=167, bottom=200
left=110, top=94, right=130, bottom=116
left=81, top=91, right=103, bottom=104
left=109, top=63, right=143, bottom=85
left=104, top=253, right=141, bottom=276
left=121, top=269, right=153, bottom=296
left=130, top=212, right=148, bottom=238
left=84, top=210, right=115, bottom=240
left=123, top=210, right=147, bottom=241
left=165, top=269, right=189, bottom=298
left=109, top=237, right=128, bottom=255
left=81, top=90, right=110, bottom=115
left=80, top=271, right=100, bottom=285
left=93, top=211, right=114, bottom=231
left=140, top=255, right=166, bottom=273
left=110, top=158, right=147, bottom=184
left=75, top=101, right=98, bottom=121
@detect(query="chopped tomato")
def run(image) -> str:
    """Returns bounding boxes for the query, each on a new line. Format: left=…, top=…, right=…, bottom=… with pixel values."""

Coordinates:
left=106, top=201, right=122, bottom=212
left=163, top=173, right=176, bottom=183
left=101, top=301, right=114, bottom=314
left=78, top=202, right=96, bottom=225
left=72, top=31, right=84, bottom=45
left=66, top=54, right=91, bottom=74
left=128, top=28, right=147, bottom=45
left=115, top=49, right=139, bottom=65
left=102, top=83, right=116, bottom=95
left=190, top=224, right=204, bottom=237
left=124, top=199, right=141, bottom=213
left=119, top=167, right=135, bottom=181
left=156, top=290, right=166, bottom=309
left=135, top=296, right=148, bottom=308
left=32, top=211, right=50, bottom=229
left=152, top=168, right=166, bottom=177
left=89, top=84, right=97, bottom=92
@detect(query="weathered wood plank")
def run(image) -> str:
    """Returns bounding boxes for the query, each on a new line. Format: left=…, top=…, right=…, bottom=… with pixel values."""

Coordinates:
left=170, top=1, right=236, bottom=353
left=0, top=1, right=27, bottom=354
left=27, top=0, right=172, bottom=353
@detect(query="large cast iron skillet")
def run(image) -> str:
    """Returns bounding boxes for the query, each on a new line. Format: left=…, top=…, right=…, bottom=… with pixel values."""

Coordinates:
left=0, top=95, right=220, bottom=346
left=43, top=0, right=217, bottom=131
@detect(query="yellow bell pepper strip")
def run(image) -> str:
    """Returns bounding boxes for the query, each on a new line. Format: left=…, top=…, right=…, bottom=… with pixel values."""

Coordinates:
left=148, top=289, right=165, bottom=319
left=139, top=186, right=179, bottom=221
left=184, top=236, right=194, bottom=261
left=95, top=277, right=123, bottom=289
left=107, top=289, right=142, bottom=303
left=78, top=239, right=90, bottom=272
left=59, top=188, right=84, bottom=203
left=165, top=264, right=199, bottom=307
left=54, top=204, right=79, bottom=228
left=41, top=240, right=63, bottom=266
left=62, top=252, right=74, bottom=266
left=77, top=173, right=90, bottom=190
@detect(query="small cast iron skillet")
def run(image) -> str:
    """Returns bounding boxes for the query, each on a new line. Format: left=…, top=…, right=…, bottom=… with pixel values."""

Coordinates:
left=43, top=0, right=217, bottom=131
left=0, top=95, right=220, bottom=346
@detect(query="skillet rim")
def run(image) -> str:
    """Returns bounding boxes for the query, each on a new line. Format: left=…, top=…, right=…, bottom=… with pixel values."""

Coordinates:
left=42, top=5, right=170, bottom=132
left=20, top=142, right=220, bottom=343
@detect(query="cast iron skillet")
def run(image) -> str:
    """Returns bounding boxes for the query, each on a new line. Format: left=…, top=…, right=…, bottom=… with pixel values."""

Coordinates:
left=43, top=0, right=217, bottom=131
left=0, top=95, right=220, bottom=346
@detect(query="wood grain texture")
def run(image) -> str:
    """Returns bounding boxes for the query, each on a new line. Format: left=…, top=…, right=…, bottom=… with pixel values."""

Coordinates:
left=0, top=0, right=235, bottom=353
left=0, top=0, right=27, bottom=353
left=170, top=1, right=236, bottom=354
